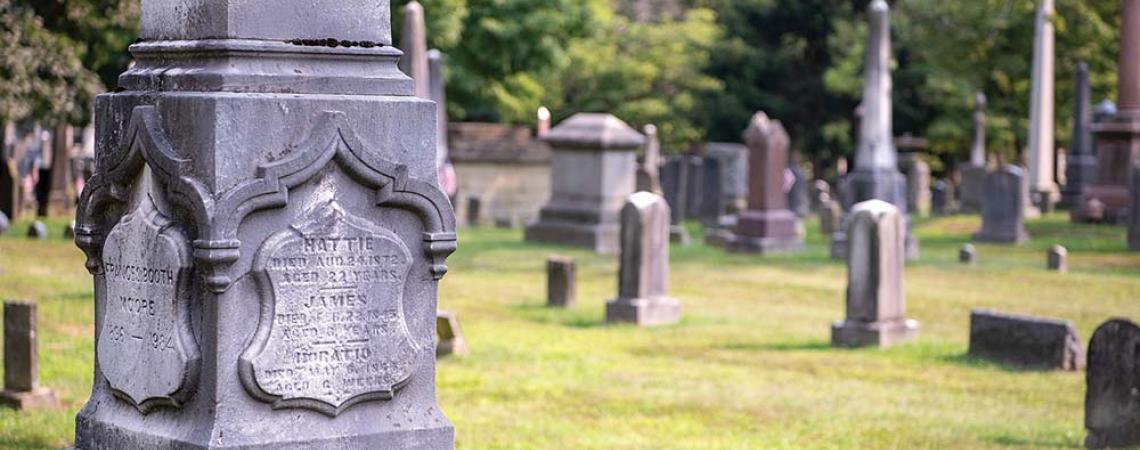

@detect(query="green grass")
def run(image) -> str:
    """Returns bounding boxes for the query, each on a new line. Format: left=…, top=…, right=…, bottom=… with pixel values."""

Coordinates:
left=0, top=213, right=1137, bottom=449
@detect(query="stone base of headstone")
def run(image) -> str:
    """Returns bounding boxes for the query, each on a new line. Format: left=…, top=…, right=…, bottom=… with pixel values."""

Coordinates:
left=968, top=310, right=1083, bottom=370
left=436, top=310, right=469, bottom=357
left=1085, top=319, right=1140, bottom=449
left=606, top=297, right=681, bottom=327
left=1076, top=185, right=1132, bottom=224
left=972, top=226, right=1029, bottom=244
left=726, top=210, right=803, bottom=254
left=0, top=387, right=58, bottom=411
left=830, top=318, right=918, bottom=349
left=669, top=225, right=691, bottom=245
left=832, top=169, right=917, bottom=260
left=525, top=213, right=620, bottom=254
left=959, top=165, right=986, bottom=213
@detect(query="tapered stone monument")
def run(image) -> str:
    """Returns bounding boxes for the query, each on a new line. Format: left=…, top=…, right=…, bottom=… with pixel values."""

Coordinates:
left=974, top=166, right=1031, bottom=244
left=525, top=113, right=643, bottom=254
left=1063, top=62, right=1096, bottom=209
left=831, top=200, right=918, bottom=348
left=1082, top=0, right=1140, bottom=224
left=960, top=92, right=989, bottom=213
left=1085, top=318, right=1140, bottom=449
left=72, top=1, right=458, bottom=448
left=606, top=192, right=681, bottom=326
left=727, top=112, right=802, bottom=254
left=1026, top=0, right=1059, bottom=214
left=830, top=0, right=917, bottom=261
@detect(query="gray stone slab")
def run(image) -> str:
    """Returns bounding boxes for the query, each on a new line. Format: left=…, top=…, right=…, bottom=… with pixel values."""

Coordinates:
left=968, top=309, right=1083, bottom=370
left=141, top=0, right=392, bottom=45
left=974, top=165, right=1030, bottom=244
left=699, top=156, right=724, bottom=227
left=832, top=200, right=917, bottom=348
left=0, top=301, right=58, bottom=411
left=1085, top=318, right=1140, bottom=448
left=546, top=255, right=576, bottom=308
left=704, top=142, right=748, bottom=213
left=606, top=192, right=680, bottom=326
left=1130, top=165, right=1140, bottom=251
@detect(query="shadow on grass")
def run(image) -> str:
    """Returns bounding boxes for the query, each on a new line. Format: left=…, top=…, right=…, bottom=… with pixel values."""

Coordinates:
left=988, top=434, right=1079, bottom=449
left=942, top=353, right=1068, bottom=373
left=719, top=341, right=831, bottom=352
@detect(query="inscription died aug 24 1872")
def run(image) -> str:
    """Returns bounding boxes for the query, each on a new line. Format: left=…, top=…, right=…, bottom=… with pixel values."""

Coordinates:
left=99, top=197, right=200, bottom=412
left=240, top=201, right=421, bottom=416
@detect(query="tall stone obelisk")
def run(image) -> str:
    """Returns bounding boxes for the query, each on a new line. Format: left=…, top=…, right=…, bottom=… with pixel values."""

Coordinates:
left=1081, top=0, right=1140, bottom=224
left=73, top=1, right=456, bottom=448
left=1026, top=0, right=1058, bottom=215
left=399, top=1, right=431, bottom=99
left=960, top=92, right=988, bottom=213
left=830, top=0, right=916, bottom=260
left=1062, top=62, right=1095, bottom=208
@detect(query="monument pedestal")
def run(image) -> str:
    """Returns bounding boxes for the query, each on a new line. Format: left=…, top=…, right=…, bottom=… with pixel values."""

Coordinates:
left=606, top=297, right=681, bottom=327
left=831, top=319, right=919, bottom=348
left=0, top=387, right=58, bottom=411
left=1078, top=119, right=1140, bottom=223
left=525, top=210, right=621, bottom=253
left=727, top=210, right=802, bottom=254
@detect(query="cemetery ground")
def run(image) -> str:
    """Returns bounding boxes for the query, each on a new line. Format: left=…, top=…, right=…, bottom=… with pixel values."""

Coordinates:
left=0, top=215, right=1136, bottom=449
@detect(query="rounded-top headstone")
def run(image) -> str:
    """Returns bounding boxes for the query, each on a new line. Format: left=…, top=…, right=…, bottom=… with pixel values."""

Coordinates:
left=1048, top=244, right=1068, bottom=272
left=140, top=0, right=393, bottom=45
left=26, top=221, right=46, bottom=240
left=543, top=113, right=645, bottom=150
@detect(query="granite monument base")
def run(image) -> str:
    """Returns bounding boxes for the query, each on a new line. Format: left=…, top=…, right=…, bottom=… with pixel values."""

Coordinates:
left=0, top=387, right=58, bottom=411
left=606, top=297, right=681, bottom=327
left=1076, top=184, right=1131, bottom=224
left=973, top=227, right=1030, bottom=244
left=831, top=169, right=917, bottom=260
left=831, top=318, right=918, bottom=348
left=74, top=419, right=454, bottom=450
left=726, top=210, right=802, bottom=254
left=525, top=209, right=620, bottom=254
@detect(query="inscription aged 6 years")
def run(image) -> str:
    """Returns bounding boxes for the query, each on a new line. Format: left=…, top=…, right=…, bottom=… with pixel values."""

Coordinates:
left=240, top=202, right=420, bottom=416
left=99, top=198, right=199, bottom=412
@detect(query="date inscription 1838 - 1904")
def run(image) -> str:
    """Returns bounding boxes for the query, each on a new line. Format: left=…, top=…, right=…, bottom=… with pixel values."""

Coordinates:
left=240, top=201, right=421, bottom=416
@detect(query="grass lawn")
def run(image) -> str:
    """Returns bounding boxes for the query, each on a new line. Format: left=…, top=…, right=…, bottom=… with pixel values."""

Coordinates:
left=0, top=213, right=1136, bottom=449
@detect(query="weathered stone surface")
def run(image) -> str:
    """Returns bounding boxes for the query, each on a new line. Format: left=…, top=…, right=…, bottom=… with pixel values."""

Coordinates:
left=660, top=156, right=692, bottom=244
left=1047, top=244, right=1069, bottom=272
left=959, top=243, right=977, bottom=265
left=968, top=309, right=1083, bottom=370
left=960, top=93, right=988, bottom=214
left=0, top=212, right=9, bottom=235
left=436, top=310, right=468, bottom=357
left=896, top=136, right=932, bottom=217
left=728, top=112, right=803, bottom=254
left=974, top=165, right=1031, bottom=244
left=704, top=143, right=749, bottom=214
left=830, top=0, right=917, bottom=261
left=820, top=199, right=841, bottom=236
left=788, top=164, right=809, bottom=218
left=606, top=192, right=681, bottom=326
left=44, top=124, right=74, bottom=217
left=546, top=255, right=576, bottom=308
left=399, top=1, right=429, bottom=99
left=1085, top=318, right=1140, bottom=449
left=683, top=156, right=704, bottom=220
left=1026, top=0, right=1059, bottom=213
left=525, top=114, right=642, bottom=254
left=1130, top=165, right=1140, bottom=251
left=636, top=125, right=663, bottom=194
left=1063, top=62, right=1097, bottom=208
left=699, top=156, right=724, bottom=227
left=73, top=1, right=457, bottom=447
left=832, top=200, right=917, bottom=348
left=931, top=179, right=954, bottom=215
left=0, top=301, right=59, bottom=411
left=25, top=221, right=45, bottom=240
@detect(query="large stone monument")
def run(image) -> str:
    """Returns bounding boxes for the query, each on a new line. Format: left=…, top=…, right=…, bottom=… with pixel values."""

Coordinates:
left=831, top=200, right=918, bottom=348
left=1026, top=0, right=1059, bottom=214
left=1063, top=62, right=1096, bottom=209
left=974, top=165, right=1031, bottom=244
left=606, top=192, right=681, bottom=326
left=72, top=1, right=458, bottom=447
left=960, top=92, right=989, bottom=213
left=0, top=301, right=58, bottom=410
left=1085, top=318, right=1140, bottom=449
left=831, top=0, right=917, bottom=261
left=525, top=114, right=642, bottom=253
left=1081, top=0, right=1140, bottom=224
left=727, top=112, right=803, bottom=254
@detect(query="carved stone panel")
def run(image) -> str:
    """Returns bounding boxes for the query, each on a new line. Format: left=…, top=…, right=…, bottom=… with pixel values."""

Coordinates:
left=99, top=197, right=199, bottom=413
left=240, top=201, right=419, bottom=416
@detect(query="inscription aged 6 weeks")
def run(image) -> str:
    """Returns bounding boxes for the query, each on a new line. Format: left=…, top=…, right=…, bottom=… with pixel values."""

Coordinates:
left=99, top=198, right=199, bottom=412
left=241, top=202, right=420, bottom=415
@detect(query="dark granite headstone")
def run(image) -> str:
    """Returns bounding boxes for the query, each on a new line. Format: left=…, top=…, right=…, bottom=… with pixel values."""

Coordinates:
left=546, top=255, right=576, bottom=308
left=1048, top=245, right=1069, bottom=272
left=973, top=166, right=1030, bottom=244
left=72, top=1, right=459, bottom=447
left=660, top=156, right=691, bottom=244
left=25, top=221, right=45, bottom=240
left=820, top=199, right=841, bottom=236
left=436, top=310, right=469, bottom=357
left=467, top=196, right=482, bottom=227
left=704, top=143, right=749, bottom=213
left=699, top=156, right=724, bottom=227
left=968, top=309, right=1083, bottom=370
left=832, top=200, right=917, bottom=348
left=606, top=192, right=681, bottom=326
left=0, top=301, right=58, bottom=410
left=931, top=179, right=955, bottom=215
left=1085, top=318, right=1140, bottom=449
left=683, top=156, right=704, bottom=220
left=1063, top=62, right=1096, bottom=208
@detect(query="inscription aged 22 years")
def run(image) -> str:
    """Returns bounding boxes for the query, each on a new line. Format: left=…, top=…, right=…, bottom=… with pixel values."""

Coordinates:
left=240, top=202, right=421, bottom=415
left=99, top=197, right=199, bottom=412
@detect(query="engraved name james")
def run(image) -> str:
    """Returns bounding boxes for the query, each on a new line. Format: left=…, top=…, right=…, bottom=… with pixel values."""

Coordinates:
left=240, top=202, right=420, bottom=415
left=99, top=197, right=199, bottom=412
